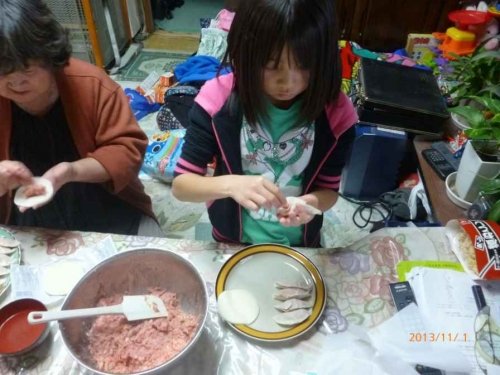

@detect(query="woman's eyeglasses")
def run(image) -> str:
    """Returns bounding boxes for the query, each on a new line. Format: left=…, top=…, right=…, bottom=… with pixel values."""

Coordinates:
left=474, top=305, right=500, bottom=373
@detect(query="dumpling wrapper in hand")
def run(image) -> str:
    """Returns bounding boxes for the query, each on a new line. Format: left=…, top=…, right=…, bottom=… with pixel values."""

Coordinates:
left=283, top=197, right=322, bottom=216
left=217, top=289, right=260, bottom=325
left=14, top=177, right=54, bottom=209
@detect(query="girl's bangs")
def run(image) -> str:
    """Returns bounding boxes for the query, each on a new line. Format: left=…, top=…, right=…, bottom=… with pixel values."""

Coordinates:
left=286, top=34, right=315, bottom=70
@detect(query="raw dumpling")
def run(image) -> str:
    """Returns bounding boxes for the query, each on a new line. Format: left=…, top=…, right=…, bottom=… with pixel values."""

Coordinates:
left=0, top=254, right=11, bottom=267
left=273, top=308, right=312, bottom=326
left=0, top=245, right=17, bottom=254
left=274, top=298, right=314, bottom=312
left=274, top=280, right=312, bottom=292
left=217, top=289, right=260, bottom=325
left=0, top=238, right=20, bottom=248
left=273, top=288, right=311, bottom=301
left=14, top=177, right=54, bottom=209
left=0, top=266, right=10, bottom=276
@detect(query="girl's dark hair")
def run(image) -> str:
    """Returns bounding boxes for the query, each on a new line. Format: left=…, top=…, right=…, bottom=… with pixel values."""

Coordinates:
left=224, top=0, right=341, bottom=126
left=0, top=0, right=72, bottom=75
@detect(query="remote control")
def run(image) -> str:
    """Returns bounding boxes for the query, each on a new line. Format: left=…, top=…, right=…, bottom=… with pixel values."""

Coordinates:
left=389, top=282, right=444, bottom=375
left=422, top=149, right=456, bottom=180
left=431, top=141, right=461, bottom=170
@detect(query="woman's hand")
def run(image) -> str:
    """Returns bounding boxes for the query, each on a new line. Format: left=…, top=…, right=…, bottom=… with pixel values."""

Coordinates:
left=0, top=161, right=33, bottom=197
left=16, top=162, right=72, bottom=213
left=42, top=162, right=75, bottom=194
left=228, top=175, right=287, bottom=212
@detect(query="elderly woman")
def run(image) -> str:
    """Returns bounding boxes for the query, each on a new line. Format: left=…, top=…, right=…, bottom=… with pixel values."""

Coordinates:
left=0, top=0, right=162, bottom=236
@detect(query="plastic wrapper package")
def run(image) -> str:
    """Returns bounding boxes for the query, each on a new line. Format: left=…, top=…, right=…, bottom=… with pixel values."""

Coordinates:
left=445, top=219, right=500, bottom=280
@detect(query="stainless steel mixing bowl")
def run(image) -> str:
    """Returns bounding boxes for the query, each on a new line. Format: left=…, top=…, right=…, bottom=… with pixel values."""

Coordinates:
left=58, top=248, right=208, bottom=375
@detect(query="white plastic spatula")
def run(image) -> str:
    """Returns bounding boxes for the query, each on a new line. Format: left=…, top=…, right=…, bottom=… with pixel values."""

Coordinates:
left=27, top=295, right=168, bottom=324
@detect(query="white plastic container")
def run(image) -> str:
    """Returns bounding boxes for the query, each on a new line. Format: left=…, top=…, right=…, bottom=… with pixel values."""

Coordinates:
left=455, top=141, right=500, bottom=202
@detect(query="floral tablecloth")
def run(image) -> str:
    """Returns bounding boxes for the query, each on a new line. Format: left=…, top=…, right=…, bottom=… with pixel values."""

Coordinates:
left=0, top=225, right=458, bottom=374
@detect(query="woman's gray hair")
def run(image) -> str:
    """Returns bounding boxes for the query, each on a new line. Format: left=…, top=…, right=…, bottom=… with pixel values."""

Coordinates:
left=0, top=0, right=72, bottom=75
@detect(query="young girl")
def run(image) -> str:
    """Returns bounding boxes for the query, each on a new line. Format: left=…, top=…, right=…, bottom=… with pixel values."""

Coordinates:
left=172, top=0, right=358, bottom=247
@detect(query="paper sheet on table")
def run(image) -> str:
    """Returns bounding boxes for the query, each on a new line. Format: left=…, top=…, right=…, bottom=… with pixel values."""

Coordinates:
left=10, top=236, right=117, bottom=305
left=396, top=260, right=464, bottom=281
left=368, top=303, right=471, bottom=373
left=406, top=267, right=500, bottom=375
left=488, top=364, right=500, bottom=375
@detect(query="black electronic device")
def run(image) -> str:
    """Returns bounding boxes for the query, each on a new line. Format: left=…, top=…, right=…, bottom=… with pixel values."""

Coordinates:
left=389, top=281, right=416, bottom=311
left=431, top=141, right=461, bottom=170
left=389, top=282, right=444, bottom=375
left=422, top=148, right=456, bottom=180
left=357, top=58, right=449, bottom=136
left=341, top=124, right=408, bottom=200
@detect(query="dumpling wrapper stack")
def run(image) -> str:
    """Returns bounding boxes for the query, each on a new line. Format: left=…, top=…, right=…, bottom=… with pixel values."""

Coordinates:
left=42, top=260, right=86, bottom=296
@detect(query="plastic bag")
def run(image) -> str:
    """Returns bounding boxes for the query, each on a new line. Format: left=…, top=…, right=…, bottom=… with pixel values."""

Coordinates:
left=141, top=129, right=186, bottom=183
left=445, top=219, right=500, bottom=279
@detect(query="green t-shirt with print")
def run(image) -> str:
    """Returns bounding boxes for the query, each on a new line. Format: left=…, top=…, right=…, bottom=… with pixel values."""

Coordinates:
left=241, top=99, right=313, bottom=246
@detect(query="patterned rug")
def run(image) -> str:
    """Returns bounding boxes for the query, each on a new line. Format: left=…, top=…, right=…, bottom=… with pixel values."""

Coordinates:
left=118, top=49, right=192, bottom=81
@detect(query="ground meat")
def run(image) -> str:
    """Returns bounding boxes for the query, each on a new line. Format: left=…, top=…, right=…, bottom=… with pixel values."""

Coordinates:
left=24, top=184, right=46, bottom=198
left=87, top=287, right=199, bottom=373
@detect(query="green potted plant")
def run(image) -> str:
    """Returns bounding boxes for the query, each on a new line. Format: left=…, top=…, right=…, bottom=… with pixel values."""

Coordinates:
left=450, top=94, right=500, bottom=203
left=445, top=38, right=500, bottom=203
left=445, top=36, right=500, bottom=105
left=449, top=94, right=500, bottom=161
left=445, top=36, right=500, bottom=133
left=474, top=178, right=500, bottom=223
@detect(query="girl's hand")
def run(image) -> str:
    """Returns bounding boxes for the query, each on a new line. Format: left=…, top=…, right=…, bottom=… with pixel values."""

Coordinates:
left=0, top=161, right=33, bottom=197
left=277, top=197, right=321, bottom=227
left=228, top=175, right=287, bottom=211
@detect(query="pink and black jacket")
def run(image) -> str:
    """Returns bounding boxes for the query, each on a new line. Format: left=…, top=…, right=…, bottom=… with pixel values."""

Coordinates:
left=174, top=74, right=358, bottom=247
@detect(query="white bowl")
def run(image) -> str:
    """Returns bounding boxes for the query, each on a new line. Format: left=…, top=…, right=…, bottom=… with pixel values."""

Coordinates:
left=446, top=172, right=472, bottom=209
left=450, top=113, right=470, bottom=131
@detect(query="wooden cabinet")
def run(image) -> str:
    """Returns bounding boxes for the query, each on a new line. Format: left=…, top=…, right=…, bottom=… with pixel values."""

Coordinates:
left=337, top=0, right=463, bottom=51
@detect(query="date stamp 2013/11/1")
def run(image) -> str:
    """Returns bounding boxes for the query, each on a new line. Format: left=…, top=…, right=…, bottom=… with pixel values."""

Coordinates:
left=409, top=332, right=469, bottom=343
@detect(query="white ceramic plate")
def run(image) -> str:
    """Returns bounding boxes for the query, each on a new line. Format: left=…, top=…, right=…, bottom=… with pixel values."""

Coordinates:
left=0, top=227, right=22, bottom=298
left=215, top=243, right=326, bottom=342
left=450, top=113, right=470, bottom=131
